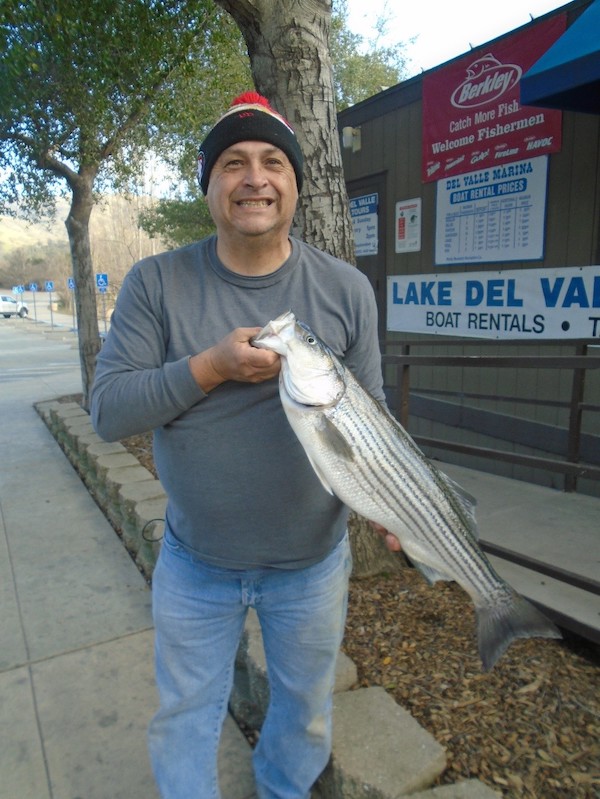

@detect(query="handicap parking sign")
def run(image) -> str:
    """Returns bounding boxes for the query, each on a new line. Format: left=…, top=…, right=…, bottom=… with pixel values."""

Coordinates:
left=95, top=273, right=109, bottom=290
left=30, top=282, right=38, bottom=292
left=67, top=277, right=76, bottom=290
left=45, top=280, right=54, bottom=292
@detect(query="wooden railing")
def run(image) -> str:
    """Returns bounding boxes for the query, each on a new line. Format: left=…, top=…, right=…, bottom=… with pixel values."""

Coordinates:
left=381, top=340, right=600, bottom=491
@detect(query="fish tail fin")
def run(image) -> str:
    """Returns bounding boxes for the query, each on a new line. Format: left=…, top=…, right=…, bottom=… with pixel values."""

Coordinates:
left=476, top=592, right=562, bottom=671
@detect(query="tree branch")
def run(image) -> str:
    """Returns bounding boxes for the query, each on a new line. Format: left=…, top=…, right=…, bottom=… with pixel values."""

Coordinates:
left=1, top=130, right=82, bottom=186
left=97, top=30, right=204, bottom=163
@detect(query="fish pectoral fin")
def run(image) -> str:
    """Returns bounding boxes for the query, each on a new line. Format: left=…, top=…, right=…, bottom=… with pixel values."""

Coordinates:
left=305, top=416, right=354, bottom=496
left=439, top=471, right=480, bottom=540
left=306, top=452, right=335, bottom=496
left=316, top=416, right=355, bottom=462
left=408, top=556, right=454, bottom=586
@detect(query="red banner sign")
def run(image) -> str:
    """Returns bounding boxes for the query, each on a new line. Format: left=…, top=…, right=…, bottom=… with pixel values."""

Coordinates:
left=422, top=14, right=566, bottom=183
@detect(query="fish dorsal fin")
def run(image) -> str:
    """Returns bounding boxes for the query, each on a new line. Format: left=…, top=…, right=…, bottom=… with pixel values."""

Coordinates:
left=439, top=471, right=480, bottom=540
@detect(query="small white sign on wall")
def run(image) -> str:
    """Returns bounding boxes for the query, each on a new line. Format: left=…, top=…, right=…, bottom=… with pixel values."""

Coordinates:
left=395, top=198, right=422, bottom=253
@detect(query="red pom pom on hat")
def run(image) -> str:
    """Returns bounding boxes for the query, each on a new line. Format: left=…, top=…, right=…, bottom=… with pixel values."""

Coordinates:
left=230, top=91, right=273, bottom=110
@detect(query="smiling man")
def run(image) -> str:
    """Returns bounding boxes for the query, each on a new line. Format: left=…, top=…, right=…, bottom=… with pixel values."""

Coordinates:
left=91, top=92, right=388, bottom=799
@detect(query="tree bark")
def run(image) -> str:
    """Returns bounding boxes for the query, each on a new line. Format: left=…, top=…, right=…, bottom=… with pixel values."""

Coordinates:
left=216, top=0, right=405, bottom=578
left=216, top=0, right=355, bottom=263
left=348, top=513, right=405, bottom=579
left=64, top=174, right=101, bottom=410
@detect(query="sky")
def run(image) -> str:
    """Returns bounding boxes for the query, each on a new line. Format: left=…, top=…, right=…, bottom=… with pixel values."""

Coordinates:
left=346, top=0, right=568, bottom=77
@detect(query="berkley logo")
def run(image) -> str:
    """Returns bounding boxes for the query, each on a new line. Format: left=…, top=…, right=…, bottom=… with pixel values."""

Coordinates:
left=450, top=54, right=522, bottom=109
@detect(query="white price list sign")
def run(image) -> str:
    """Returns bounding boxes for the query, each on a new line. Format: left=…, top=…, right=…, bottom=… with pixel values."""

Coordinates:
left=435, top=156, right=548, bottom=265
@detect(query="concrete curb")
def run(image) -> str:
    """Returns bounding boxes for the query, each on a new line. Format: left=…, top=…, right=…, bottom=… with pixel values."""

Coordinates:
left=35, top=399, right=500, bottom=799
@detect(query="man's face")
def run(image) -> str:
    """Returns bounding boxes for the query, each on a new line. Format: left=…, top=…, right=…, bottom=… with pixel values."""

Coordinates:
left=206, top=141, right=298, bottom=244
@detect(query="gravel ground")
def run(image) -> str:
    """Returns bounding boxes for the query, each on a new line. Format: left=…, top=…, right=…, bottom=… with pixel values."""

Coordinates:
left=113, top=427, right=600, bottom=798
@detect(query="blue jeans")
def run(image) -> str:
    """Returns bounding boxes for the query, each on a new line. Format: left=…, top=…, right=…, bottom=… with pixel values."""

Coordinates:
left=148, top=528, right=352, bottom=799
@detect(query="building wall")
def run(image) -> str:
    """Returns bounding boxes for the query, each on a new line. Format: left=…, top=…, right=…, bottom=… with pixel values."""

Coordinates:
left=338, top=0, right=600, bottom=495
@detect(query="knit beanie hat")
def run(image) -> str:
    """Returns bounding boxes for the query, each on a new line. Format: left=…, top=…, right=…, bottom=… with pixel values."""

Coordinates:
left=197, top=91, right=304, bottom=195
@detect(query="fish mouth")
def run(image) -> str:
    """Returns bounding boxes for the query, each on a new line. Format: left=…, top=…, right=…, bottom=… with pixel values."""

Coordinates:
left=252, top=311, right=296, bottom=355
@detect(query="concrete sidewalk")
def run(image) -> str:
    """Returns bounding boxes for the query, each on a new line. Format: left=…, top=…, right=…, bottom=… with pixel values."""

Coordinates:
left=0, top=320, right=256, bottom=799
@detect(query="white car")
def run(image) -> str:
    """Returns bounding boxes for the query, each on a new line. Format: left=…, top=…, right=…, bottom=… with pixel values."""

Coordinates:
left=0, top=294, right=29, bottom=318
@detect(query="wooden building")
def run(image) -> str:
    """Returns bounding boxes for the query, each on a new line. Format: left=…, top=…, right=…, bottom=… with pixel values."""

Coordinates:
left=338, top=0, right=600, bottom=496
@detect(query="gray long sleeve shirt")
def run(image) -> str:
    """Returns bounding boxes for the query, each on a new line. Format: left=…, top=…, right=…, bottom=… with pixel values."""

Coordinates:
left=91, top=235, right=384, bottom=569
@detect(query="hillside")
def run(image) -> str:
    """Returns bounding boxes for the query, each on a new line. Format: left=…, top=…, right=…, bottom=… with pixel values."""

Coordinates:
left=1, top=196, right=169, bottom=295
left=0, top=207, right=69, bottom=255
left=0, top=195, right=167, bottom=256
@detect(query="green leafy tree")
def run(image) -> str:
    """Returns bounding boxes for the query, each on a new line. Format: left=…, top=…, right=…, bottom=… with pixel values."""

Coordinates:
left=0, top=0, right=249, bottom=406
left=138, top=196, right=215, bottom=250
left=331, top=0, right=410, bottom=110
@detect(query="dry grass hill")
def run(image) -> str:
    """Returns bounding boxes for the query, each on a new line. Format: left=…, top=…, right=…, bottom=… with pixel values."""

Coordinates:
left=0, top=201, right=70, bottom=255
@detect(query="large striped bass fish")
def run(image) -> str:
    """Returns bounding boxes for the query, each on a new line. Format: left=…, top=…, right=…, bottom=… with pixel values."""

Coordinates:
left=253, top=310, right=561, bottom=671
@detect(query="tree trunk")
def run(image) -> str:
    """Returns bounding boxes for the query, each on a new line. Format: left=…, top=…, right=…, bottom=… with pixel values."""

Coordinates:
left=217, top=0, right=405, bottom=579
left=348, top=513, right=405, bottom=579
left=64, top=176, right=101, bottom=410
left=216, top=0, right=355, bottom=263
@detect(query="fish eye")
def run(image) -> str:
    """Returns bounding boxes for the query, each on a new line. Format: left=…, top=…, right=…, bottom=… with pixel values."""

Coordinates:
left=306, top=334, right=316, bottom=345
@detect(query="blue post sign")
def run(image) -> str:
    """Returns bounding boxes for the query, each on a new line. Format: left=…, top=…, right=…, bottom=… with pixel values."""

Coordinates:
left=45, top=281, right=55, bottom=328
left=67, top=277, right=76, bottom=329
left=29, top=283, right=38, bottom=321
left=96, top=273, right=109, bottom=334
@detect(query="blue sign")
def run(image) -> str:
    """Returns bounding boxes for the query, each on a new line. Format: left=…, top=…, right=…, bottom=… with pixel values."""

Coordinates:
left=67, top=277, right=76, bottom=290
left=14, top=285, right=24, bottom=294
left=95, top=273, right=109, bottom=290
left=45, top=281, right=54, bottom=292
left=30, top=283, right=38, bottom=292
left=349, top=193, right=379, bottom=257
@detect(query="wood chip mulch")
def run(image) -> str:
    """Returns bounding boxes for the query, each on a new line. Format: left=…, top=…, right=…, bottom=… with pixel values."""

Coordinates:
left=343, top=571, right=599, bottom=798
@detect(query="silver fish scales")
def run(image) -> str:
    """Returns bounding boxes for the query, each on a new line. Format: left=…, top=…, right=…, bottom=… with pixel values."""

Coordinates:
left=253, top=310, right=561, bottom=670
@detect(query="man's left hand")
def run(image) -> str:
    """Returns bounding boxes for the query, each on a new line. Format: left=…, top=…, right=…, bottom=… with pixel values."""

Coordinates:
left=370, top=522, right=402, bottom=552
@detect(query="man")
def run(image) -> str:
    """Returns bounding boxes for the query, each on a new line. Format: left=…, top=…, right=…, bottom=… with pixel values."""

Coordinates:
left=91, top=92, right=397, bottom=799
